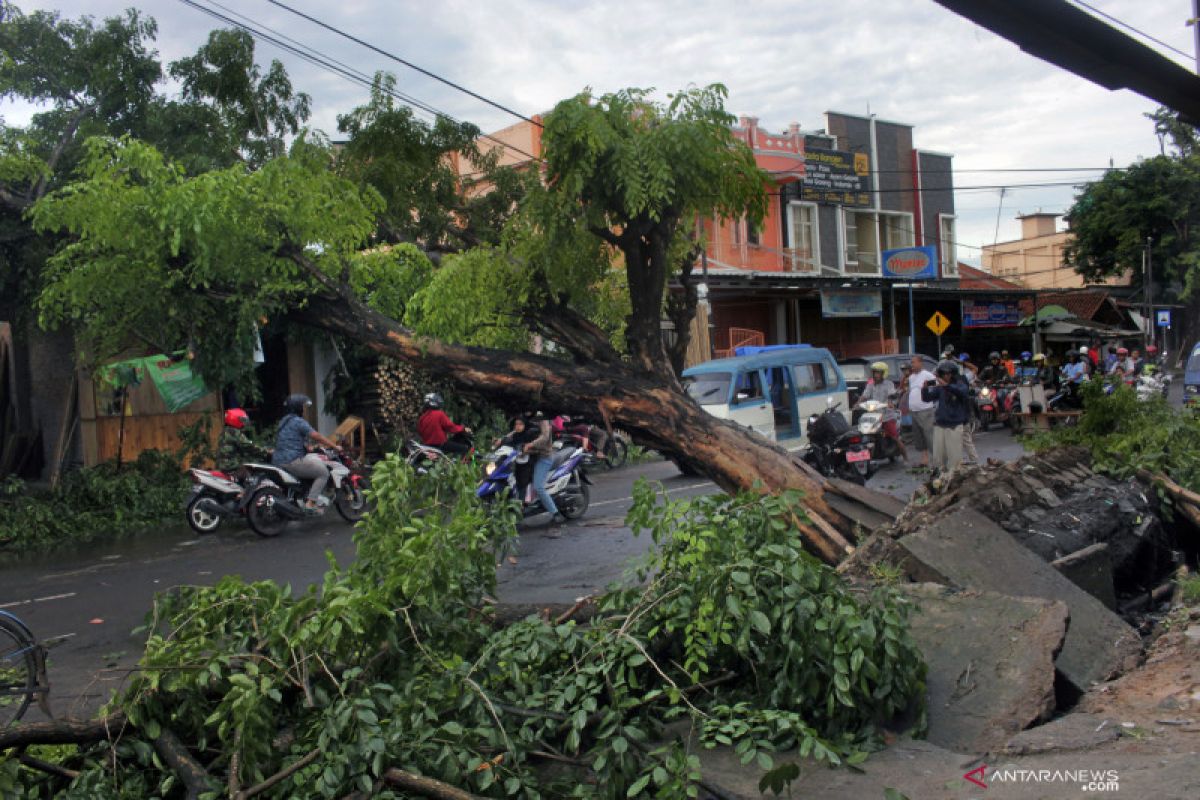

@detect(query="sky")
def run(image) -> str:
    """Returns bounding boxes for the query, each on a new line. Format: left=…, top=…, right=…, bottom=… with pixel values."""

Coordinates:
left=3, top=0, right=1196, bottom=264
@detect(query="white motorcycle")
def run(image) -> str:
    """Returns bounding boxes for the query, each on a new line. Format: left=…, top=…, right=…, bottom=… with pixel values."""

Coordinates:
left=855, top=400, right=902, bottom=467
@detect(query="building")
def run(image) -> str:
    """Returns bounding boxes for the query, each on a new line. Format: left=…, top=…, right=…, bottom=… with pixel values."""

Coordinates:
left=982, top=212, right=1132, bottom=290
left=697, top=112, right=960, bottom=359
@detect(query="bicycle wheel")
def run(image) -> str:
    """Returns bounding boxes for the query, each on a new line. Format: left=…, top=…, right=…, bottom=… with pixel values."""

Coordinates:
left=0, top=616, right=36, bottom=727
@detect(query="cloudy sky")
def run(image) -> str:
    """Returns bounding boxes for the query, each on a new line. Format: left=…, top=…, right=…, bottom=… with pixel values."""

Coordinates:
left=4, top=0, right=1195, bottom=262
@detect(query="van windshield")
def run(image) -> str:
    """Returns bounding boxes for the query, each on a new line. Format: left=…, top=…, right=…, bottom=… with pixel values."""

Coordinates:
left=1187, top=352, right=1200, bottom=375
left=684, top=373, right=732, bottom=405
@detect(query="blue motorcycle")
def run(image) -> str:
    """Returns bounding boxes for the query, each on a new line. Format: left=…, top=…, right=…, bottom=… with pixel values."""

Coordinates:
left=476, top=444, right=591, bottom=520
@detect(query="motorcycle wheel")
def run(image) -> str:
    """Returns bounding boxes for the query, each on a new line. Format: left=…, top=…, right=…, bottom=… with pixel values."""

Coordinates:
left=247, top=486, right=289, bottom=538
left=186, top=495, right=222, bottom=534
left=335, top=477, right=372, bottom=522
left=978, top=411, right=991, bottom=432
left=604, top=437, right=629, bottom=469
left=559, top=479, right=591, bottom=520
left=836, top=460, right=867, bottom=485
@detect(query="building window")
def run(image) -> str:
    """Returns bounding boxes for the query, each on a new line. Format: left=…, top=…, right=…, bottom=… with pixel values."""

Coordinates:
left=939, top=214, right=958, bottom=277
left=747, top=218, right=761, bottom=246
left=730, top=217, right=741, bottom=246
left=879, top=212, right=914, bottom=252
left=786, top=202, right=819, bottom=274
left=842, top=209, right=880, bottom=275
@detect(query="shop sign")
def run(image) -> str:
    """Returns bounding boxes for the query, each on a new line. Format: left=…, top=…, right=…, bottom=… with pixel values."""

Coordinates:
left=799, top=148, right=871, bottom=207
left=820, top=290, right=882, bottom=318
left=882, top=246, right=938, bottom=280
left=962, top=298, right=1021, bottom=329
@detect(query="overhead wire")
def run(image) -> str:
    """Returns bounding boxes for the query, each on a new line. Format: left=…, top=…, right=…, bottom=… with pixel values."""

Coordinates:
left=1070, top=0, right=1195, bottom=64
left=175, top=0, right=542, bottom=164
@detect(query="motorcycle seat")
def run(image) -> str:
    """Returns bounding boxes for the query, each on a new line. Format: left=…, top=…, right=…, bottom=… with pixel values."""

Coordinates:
left=550, top=446, right=576, bottom=469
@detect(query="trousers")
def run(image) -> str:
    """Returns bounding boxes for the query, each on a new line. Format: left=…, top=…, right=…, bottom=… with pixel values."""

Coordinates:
left=532, top=455, right=559, bottom=517
left=931, top=424, right=964, bottom=476
left=284, top=454, right=330, bottom=501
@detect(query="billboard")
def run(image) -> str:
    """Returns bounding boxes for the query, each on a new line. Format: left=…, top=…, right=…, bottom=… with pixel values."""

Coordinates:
left=962, top=298, right=1022, bottom=329
left=799, top=148, right=871, bottom=207
left=882, top=246, right=938, bottom=280
left=820, top=290, right=883, bottom=318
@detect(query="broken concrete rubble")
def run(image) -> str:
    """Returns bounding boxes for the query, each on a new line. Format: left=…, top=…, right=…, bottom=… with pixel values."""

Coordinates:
left=896, top=506, right=1142, bottom=694
left=898, top=583, right=1067, bottom=753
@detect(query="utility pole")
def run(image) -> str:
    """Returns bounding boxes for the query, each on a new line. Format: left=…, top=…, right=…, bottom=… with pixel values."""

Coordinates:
left=1194, top=0, right=1200, bottom=74
left=1146, top=237, right=1154, bottom=351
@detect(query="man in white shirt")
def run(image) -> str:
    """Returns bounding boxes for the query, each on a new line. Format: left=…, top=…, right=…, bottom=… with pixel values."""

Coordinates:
left=907, top=354, right=937, bottom=469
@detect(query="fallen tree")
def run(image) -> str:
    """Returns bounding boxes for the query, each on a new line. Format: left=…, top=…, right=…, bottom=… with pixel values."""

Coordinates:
left=30, top=87, right=874, bottom=562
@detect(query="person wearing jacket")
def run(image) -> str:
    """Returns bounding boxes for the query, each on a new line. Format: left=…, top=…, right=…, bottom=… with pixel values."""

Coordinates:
left=494, top=416, right=536, bottom=503
left=523, top=412, right=566, bottom=525
left=417, top=392, right=473, bottom=458
left=921, top=360, right=971, bottom=479
left=216, top=408, right=270, bottom=473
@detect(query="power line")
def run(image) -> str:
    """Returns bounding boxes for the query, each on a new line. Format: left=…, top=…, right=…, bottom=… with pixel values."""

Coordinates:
left=265, top=0, right=541, bottom=128
left=176, top=0, right=541, bottom=164
left=1070, top=0, right=1195, bottom=63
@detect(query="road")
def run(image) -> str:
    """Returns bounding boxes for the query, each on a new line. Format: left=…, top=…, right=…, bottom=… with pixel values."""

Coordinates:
left=2, top=430, right=1027, bottom=720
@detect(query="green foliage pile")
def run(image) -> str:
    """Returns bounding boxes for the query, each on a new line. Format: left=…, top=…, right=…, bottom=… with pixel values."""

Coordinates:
left=1029, top=382, right=1200, bottom=490
left=0, top=450, right=188, bottom=554
left=2, top=467, right=925, bottom=798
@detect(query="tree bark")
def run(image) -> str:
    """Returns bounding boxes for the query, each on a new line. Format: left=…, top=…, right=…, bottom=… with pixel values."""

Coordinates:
left=382, top=768, right=486, bottom=800
left=293, top=292, right=858, bottom=563
left=0, top=714, right=128, bottom=750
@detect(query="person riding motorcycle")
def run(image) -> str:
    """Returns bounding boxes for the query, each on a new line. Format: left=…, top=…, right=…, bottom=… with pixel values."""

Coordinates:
left=1032, top=353, right=1056, bottom=389
left=416, top=393, right=473, bottom=459
left=978, top=352, right=1008, bottom=385
left=552, top=414, right=609, bottom=457
left=493, top=415, right=537, bottom=503
left=216, top=408, right=270, bottom=474
left=854, top=361, right=907, bottom=462
left=1016, top=351, right=1038, bottom=382
left=271, top=394, right=343, bottom=512
left=1061, top=350, right=1088, bottom=385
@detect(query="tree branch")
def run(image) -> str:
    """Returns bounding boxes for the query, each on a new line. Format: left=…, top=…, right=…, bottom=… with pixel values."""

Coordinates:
left=33, top=102, right=97, bottom=201
left=17, top=752, right=81, bottom=780
left=588, top=226, right=621, bottom=246
left=0, top=713, right=128, bottom=750
left=152, top=726, right=214, bottom=800
left=235, top=747, right=322, bottom=800
left=382, top=767, right=486, bottom=800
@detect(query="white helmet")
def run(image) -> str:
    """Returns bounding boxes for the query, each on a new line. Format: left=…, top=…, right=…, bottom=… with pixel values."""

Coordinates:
left=1079, top=346, right=1089, bottom=355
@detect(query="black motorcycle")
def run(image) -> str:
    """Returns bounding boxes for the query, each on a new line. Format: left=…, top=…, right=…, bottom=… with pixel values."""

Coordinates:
left=803, top=402, right=872, bottom=485
left=242, top=449, right=372, bottom=537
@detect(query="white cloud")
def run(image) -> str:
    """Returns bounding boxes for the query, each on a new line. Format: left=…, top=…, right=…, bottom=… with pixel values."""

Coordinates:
left=5, top=0, right=1191, bottom=255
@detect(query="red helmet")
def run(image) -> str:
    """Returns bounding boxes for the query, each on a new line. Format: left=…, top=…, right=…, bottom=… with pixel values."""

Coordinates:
left=1147, top=345, right=1159, bottom=353
left=224, top=408, right=249, bottom=429
left=1116, top=347, right=1128, bottom=355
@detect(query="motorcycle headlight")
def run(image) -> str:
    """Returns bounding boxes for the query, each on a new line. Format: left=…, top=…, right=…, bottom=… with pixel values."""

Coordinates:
left=980, top=387, right=991, bottom=398
left=485, top=462, right=496, bottom=476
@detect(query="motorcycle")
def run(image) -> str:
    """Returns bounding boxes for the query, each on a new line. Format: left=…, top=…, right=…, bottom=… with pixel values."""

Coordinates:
left=855, top=400, right=902, bottom=465
left=404, top=433, right=474, bottom=475
left=477, top=442, right=591, bottom=519
left=242, top=448, right=372, bottom=537
left=184, top=467, right=253, bottom=534
left=1048, top=380, right=1086, bottom=412
left=1135, top=371, right=1170, bottom=402
left=553, top=425, right=631, bottom=470
left=803, top=402, right=872, bottom=485
left=974, top=384, right=1001, bottom=431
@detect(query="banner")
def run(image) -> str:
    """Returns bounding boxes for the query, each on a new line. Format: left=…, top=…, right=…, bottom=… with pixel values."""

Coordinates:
left=799, top=148, right=871, bottom=207
left=100, top=354, right=208, bottom=412
left=882, top=246, right=938, bottom=280
left=820, top=290, right=882, bottom=318
left=962, top=298, right=1022, bottom=329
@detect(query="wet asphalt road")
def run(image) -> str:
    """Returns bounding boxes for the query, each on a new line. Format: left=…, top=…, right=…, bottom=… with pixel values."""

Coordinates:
left=2, top=431, right=1030, bottom=720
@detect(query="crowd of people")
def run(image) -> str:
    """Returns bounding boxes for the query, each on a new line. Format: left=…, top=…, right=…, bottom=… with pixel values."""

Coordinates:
left=852, top=338, right=1167, bottom=484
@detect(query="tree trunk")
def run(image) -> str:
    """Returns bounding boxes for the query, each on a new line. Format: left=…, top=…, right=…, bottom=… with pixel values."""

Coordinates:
left=296, top=296, right=861, bottom=563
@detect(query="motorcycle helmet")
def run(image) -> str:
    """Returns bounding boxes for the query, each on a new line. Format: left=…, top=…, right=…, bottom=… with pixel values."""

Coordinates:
left=1079, top=346, right=1090, bottom=355
left=988, top=351, right=1001, bottom=361
left=1032, top=353, right=1046, bottom=363
left=958, top=353, right=970, bottom=363
left=870, top=361, right=889, bottom=378
left=1001, top=350, right=1009, bottom=357
left=284, top=394, right=311, bottom=416
left=1147, top=344, right=1159, bottom=354
left=1020, top=351, right=1032, bottom=361
left=1116, top=347, right=1128, bottom=356
left=422, top=392, right=444, bottom=410
left=224, top=408, right=249, bottom=429
left=935, top=359, right=960, bottom=379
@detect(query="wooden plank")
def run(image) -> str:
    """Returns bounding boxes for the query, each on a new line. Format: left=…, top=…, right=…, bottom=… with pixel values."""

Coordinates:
left=823, top=492, right=893, bottom=534
left=825, top=476, right=907, bottom=519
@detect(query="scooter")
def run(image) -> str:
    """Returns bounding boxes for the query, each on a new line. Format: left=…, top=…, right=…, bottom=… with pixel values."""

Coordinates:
left=855, top=400, right=902, bottom=465
left=242, top=449, right=372, bottom=537
left=477, top=442, right=591, bottom=519
left=974, top=384, right=1000, bottom=431
left=184, top=467, right=252, bottom=534
left=404, top=433, right=474, bottom=475
left=803, top=402, right=872, bottom=485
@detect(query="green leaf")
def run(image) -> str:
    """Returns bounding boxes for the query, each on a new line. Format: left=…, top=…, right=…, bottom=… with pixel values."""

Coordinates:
left=749, top=610, right=771, bottom=635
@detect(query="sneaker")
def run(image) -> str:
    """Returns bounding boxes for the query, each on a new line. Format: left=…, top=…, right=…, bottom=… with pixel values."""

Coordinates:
left=315, top=495, right=331, bottom=508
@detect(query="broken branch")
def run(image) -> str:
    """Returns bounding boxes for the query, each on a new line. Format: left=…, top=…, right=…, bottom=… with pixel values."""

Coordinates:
left=382, top=767, right=486, bottom=799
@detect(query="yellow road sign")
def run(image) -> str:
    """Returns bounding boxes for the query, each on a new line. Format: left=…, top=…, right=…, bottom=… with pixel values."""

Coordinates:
left=926, top=311, right=951, bottom=337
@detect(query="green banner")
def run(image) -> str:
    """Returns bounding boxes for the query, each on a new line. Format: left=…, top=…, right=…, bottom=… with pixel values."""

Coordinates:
left=100, top=354, right=208, bottom=412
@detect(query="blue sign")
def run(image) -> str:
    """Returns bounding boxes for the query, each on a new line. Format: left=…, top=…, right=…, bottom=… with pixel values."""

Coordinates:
left=882, top=246, right=938, bottom=280
left=1156, top=309, right=1171, bottom=328
left=962, top=298, right=1021, bottom=329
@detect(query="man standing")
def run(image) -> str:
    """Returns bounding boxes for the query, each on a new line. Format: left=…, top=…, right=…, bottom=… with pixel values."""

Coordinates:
left=921, top=360, right=971, bottom=481
left=907, top=355, right=937, bottom=469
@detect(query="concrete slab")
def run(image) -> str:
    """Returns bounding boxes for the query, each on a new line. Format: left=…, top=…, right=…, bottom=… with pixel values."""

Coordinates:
left=898, top=584, right=1068, bottom=754
left=897, top=506, right=1142, bottom=694
left=1051, top=542, right=1117, bottom=611
left=999, top=712, right=1121, bottom=755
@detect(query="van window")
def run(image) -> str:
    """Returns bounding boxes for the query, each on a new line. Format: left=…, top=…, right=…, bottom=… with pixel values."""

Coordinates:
left=1187, top=351, right=1200, bottom=375
left=793, top=363, right=830, bottom=394
left=733, top=370, right=764, bottom=404
left=684, top=372, right=732, bottom=406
